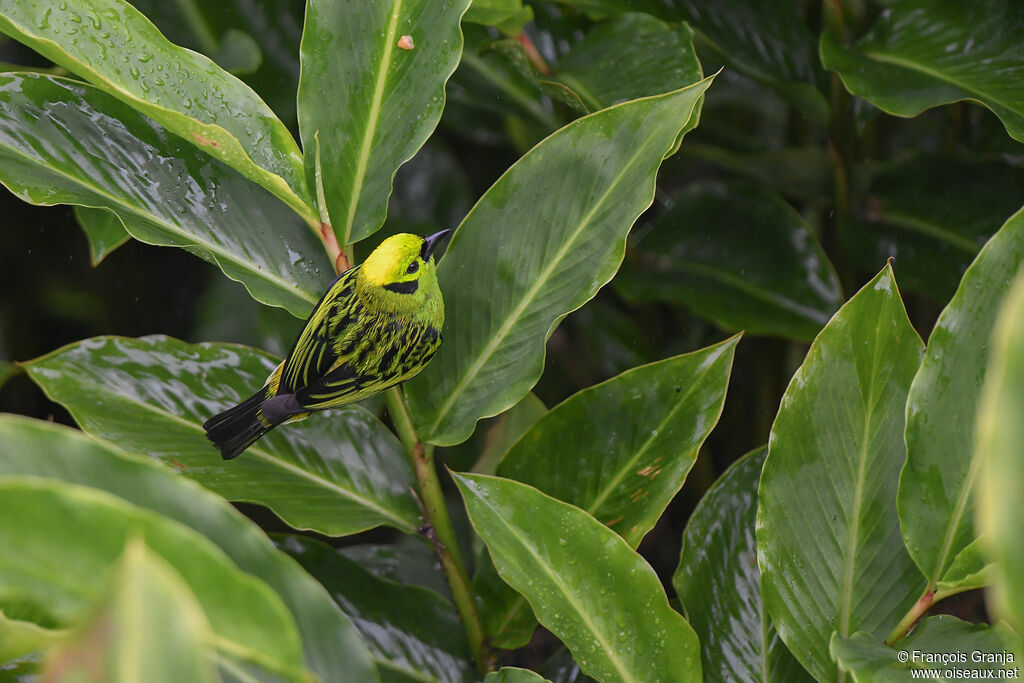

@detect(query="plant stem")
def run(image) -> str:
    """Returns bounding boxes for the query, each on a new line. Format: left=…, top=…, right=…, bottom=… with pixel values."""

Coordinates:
left=384, top=387, right=492, bottom=672
left=885, top=589, right=935, bottom=645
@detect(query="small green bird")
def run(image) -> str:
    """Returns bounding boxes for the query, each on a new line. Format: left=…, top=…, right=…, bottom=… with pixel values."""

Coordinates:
left=204, top=230, right=450, bottom=460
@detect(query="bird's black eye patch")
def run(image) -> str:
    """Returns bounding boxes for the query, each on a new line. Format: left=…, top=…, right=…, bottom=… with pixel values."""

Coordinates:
left=406, top=260, right=419, bottom=275
left=384, top=280, right=419, bottom=294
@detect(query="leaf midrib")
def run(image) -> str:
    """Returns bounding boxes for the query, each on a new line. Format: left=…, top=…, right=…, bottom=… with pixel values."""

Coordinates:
left=340, top=0, right=404, bottom=245
left=675, top=259, right=833, bottom=322
left=877, top=210, right=980, bottom=255
left=836, top=304, right=886, bottom=683
left=859, top=48, right=1020, bottom=117
left=0, top=138, right=317, bottom=307
left=27, top=366, right=415, bottom=531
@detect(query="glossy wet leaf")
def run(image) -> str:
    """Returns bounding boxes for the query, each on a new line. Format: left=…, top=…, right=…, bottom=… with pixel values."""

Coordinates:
left=977, top=267, right=1024, bottom=636
left=557, top=14, right=701, bottom=111
left=128, top=0, right=304, bottom=126
left=475, top=337, right=736, bottom=648
left=899, top=208, right=1024, bottom=596
left=0, top=74, right=331, bottom=317
left=42, top=540, right=218, bottom=683
left=831, top=616, right=1017, bottom=681
left=500, top=336, right=737, bottom=546
left=278, top=535, right=474, bottom=683
left=664, top=0, right=827, bottom=121
left=840, top=155, right=1024, bottom=302
left=618, top=181, right=842, bottom=340
left=22, top=336, right=421, bottom=536
left=822, top=0, right=1024, bottom=142
left=757, top=265, right=926, bottom=681
left=675, top=448, right=810, bottom=682
left=406, top=77, right=714, bottom=446
left=73, top=206, right=128, bottom=266
left=455, top=473, right=702, bottom=683
left=298, top=0, right=470, bottom=245
left=0, top=610, right=60, bottom=664
left=484, top=669, right=550, bottom=683
left=0, top=414, right=379, bottom=681
left=0, top=477, right=304, bottom=679
left=0, top=0, right=315, bottom=220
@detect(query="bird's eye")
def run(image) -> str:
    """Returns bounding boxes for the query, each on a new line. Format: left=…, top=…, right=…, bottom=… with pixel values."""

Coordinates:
left=406, top=260, right=420, bottom=275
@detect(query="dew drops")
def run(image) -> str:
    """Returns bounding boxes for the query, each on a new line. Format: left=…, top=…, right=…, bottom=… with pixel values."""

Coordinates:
left=129, top=65, right=140, bottom=79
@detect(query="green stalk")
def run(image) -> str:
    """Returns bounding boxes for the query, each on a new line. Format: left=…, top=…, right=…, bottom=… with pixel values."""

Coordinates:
left=885, top=584, right=971, bottom=645
left=385, top=387, right=492, bottom=673
left=885, top=589, right=935, bottom=645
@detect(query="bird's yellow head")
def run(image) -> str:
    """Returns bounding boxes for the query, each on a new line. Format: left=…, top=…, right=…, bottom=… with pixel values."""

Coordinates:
left=357, top=230, right=450, bottom=316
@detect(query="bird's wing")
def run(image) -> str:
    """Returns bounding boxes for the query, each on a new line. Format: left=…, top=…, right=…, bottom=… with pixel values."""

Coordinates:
left=278, top=268, right=358, bottom=394
left=295, top=319, right=441, bottom=411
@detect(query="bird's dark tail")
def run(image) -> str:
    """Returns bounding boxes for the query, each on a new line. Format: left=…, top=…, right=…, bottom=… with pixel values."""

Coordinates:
left=203, top=388, right=305, bottom=460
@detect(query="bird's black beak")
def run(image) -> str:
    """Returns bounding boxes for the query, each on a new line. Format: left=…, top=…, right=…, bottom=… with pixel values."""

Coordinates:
left=421, top=229, right=453, bottom=261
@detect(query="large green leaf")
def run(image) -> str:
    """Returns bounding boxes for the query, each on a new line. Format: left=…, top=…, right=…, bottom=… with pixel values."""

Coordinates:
left=22, top=336, right=420, bottom=536
left=757, top=265, right=926, bottom=681
left=977, top=267, right=1024, bottom=638
left=831, top=616, right=1017, bottom=681
left=126, top=0, right=304, bottom=127
left=0, top=0, right=316, bottom=220
left=477, top=337, right=736, bottom=648
left=821, top=0, right=1024, bottom=143
left=0, top=477, right=304, bottom=679
left=298, top=0, right=470, bottom=245
left=0, top=74, right=331, bottom=317
left=0, top=414, right=379, bottom=681
left=899, top=208, right=1024, bottom=596
left=455, top=472, right=702, bottom=683
left=840, top=155, right=1024, bottom=302
left=406, top=77, right=714, bottom=446
left=73, top=206, right=129, bottom=266
left=617, top=180, right=842, bottom=341
left=675, top=448, right=810, bottom=682
left=500, top=336, right=737, bottom=546
left=556, top=14, right=701, bottom=112
left=42, top=540, right=218, bottom=683
left=278, top=535, right=474, bottom=683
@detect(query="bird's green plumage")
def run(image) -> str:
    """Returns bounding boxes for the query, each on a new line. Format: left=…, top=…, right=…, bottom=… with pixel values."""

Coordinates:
left=203, top=231, right=447, bottom=459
